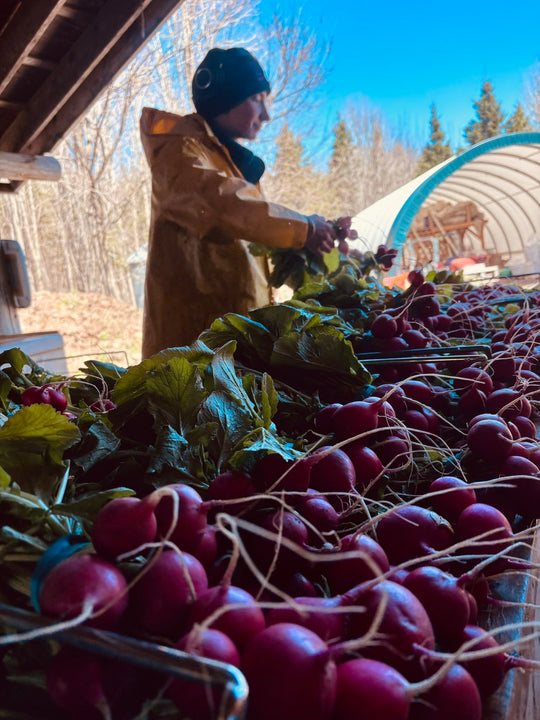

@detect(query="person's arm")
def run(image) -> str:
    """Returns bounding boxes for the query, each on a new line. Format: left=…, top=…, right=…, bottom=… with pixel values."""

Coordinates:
left=151, top=135, right=336, bottom=252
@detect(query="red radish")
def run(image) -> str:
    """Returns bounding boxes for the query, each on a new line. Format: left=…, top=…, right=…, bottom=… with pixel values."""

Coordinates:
left=295, top=489, right=340, bottom=535
left=460, top=624, right=527, bottom=697
left=485, top=388, right=532, bottom=419
left=408, top=663, right=482, bottom=720
left=323, top=533, right=390, bottom=594
left=153, top=483, right=208, bottom=552
left=421, top=406, right=440, bottom=434
left=489, top=352, right=516, bottom=382
left=89, top=397, right=116, bottom=413
left=372, top=383, right=407, bottom=413
left=467, top=412, right=508, bottom=428
left=374, top=435, right=411, bottom=472
left=21, top=385, right=44, bottom=406
left=364, top=395, right=397, bottom=422
left=371, top=313, right=399, bottom=339
left=335, top=656, right=481, bottom=720
left=403, top=328, right=429, bottom=349
left=91, top=496, right=157, bottom=560
left=344, top=579, right=435, bottom=678
left=46, top=647, right=108, bottom=714
left=167, top=627, right=241, bottom=720
left=498, top=454, right=540, bottom=518
left=401, top=408, right=430, bottom=432
left=400, top=379, right=434, bottom=406
left=466, top=418, right=514, bottom=463
left=453, top=367, right=493, bottom=395
left=454, top=503, right=515, bottom=573
left=438, top=625, right=512, bottom=697
left=375, top=505, right=454, bottom=566
left=408, top=270, right=425, bottom=286
left=458, top=388, right=487, bottom=419
left=403, top=566, right=471, bottom=647
left=252, top=453, right=313, bottom=492
left=309, top=445, right=357, bottom=495
left=39, top=553, right=128, bottom=630
left=331, top=400, right=380, bottom=441
left=314, top=403, right=342, bottom=434
left=429, top=388, right=452, bottom=415
left=510, top=414, right=537, bottom=439
left=280, top=571, right=318, bottom=598
left=510, top=441, right=538, bottom=459
left=243, top=508, right=310, bottom=575
left=344, top=442, right=384, bottom=490
left=266, top=595, right=344, bottom=642
left=189, top=584, right=266, bottom=652
left=205, top=470, right=256, bottom=517
left=242, top=623, right=337, bottom=720
left=428, top=476, right=477, bottom=523
left=383, top=336, right=409, bottom=352
left=333, top=658, right=411, bottom=720
left=190, top=524, right=219, bottom=569
left=387, top=566, right=411, bottom=585
left=129, top=549, right=208, bottom=639
left=22, top=384, right=68, bottom=413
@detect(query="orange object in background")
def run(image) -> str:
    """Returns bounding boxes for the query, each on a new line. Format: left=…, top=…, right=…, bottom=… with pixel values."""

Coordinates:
left=449, top=257, right=476, bottom=272
left=383, top=272, right=410, bottom=289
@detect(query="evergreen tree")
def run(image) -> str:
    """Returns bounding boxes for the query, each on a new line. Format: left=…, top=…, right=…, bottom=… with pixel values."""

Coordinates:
left=463, top=80, right=506, bottom=145
left=416, top=103, right=453, bottom=175
left=505, top=102, right=533, bottom=133
left=327, top=117, right=360, bottom=217
left=265, top=122, right=319, bottom=214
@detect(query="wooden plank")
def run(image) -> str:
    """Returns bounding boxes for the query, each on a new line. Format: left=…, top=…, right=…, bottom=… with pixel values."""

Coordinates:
left=0, top=0, right=157, bottom=153
left=0, top=150, right=60, bottom=181
left=0, top=0, right=70, bottom=94
left=22, top=0, right=187, bottom=157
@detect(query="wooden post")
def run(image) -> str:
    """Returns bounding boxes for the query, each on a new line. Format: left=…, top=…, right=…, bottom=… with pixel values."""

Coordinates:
left=0, top=151, right=61, bottom=182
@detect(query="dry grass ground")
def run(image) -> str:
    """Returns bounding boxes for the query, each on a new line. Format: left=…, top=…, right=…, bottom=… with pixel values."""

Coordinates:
left=17, top=290, right=143, bottom=375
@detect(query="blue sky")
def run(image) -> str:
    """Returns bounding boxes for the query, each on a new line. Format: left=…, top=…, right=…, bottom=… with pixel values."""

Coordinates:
left=258, top=0, right=540, bottom=151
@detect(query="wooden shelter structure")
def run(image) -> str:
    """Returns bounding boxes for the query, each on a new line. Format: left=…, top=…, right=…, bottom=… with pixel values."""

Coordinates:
left=404, top=199, right=488, bottom=267
left=0, top=0, right=186, bottom=191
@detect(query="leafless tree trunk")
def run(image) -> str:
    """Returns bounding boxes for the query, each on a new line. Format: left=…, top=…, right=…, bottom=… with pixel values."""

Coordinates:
left=524, top=62, right=540, bottom=127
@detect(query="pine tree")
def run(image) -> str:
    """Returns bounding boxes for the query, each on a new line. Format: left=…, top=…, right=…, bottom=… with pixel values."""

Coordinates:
left=463, top=80, right=506, bottom=145
left=416, top=103, right=453, bottom=175
left=505, top=102, right=533, bottom=133
left=327, top=117, right=360, bottom=217
left=265, top=122, right=317, bottom=214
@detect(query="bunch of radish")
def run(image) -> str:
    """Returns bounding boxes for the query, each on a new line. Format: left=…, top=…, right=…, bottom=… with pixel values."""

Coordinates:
left=31, top=447, right=538, bottom=720
left=9, top=273, right=540, bottom=720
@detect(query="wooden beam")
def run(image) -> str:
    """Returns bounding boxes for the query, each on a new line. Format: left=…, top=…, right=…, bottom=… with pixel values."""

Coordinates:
left=23, top=56, right=58, bottom=72
left=0, top=98, right=23, bottom=110
left=0, top=150, right=61, bottom=181
left=14, top=0, right=186, bottom=157
left=0, top=181, right=17, bottom=193
left=0, top=0, right=70, bottom=95
left=0, top=0, right=163, bottom=154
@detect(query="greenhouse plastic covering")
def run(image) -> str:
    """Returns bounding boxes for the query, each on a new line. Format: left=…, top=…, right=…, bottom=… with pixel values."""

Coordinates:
left=351, top=131, right=540, bottom=272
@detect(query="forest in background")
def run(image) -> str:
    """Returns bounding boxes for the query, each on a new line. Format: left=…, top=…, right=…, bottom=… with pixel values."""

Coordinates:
left=1, top=0, right=539, bottom=308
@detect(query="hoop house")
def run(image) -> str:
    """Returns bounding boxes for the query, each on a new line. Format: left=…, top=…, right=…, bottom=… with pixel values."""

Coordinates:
left=351, top=132, right=540, bottom=273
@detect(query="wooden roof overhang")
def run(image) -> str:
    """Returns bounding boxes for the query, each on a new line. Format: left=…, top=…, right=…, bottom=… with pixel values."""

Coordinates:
left=0, top=0, right=185, bottom=192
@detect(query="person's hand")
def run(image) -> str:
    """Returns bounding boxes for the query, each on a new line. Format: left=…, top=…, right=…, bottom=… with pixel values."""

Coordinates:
left=305, top=214, right=337, bottom=257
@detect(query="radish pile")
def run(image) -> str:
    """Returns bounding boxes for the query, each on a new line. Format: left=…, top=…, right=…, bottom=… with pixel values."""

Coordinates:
left=1, top=269, right=540, bottom=720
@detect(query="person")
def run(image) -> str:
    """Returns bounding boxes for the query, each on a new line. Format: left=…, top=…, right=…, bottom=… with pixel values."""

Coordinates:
left=139, top=47, right=337, bottom=359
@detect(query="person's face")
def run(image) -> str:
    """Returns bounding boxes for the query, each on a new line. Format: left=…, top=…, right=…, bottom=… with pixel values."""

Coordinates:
left=213, top=92, right=270, bottom=140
